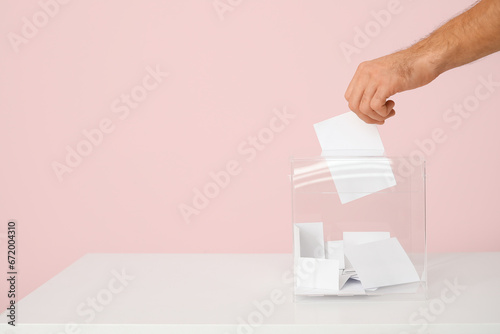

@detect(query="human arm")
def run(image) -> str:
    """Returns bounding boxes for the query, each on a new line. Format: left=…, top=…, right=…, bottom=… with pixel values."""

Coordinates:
left=344, top=0, right=500, bottom=124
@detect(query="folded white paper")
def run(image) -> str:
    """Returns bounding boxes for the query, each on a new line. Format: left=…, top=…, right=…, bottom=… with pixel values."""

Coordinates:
left=344, top=231, right=390, bottom=283
left=295, top=222, right=325, bottom=258
left=338, top=278, right=366, bottom=296
left=344, top=257, right=355, bottom=272
left=344, top=237, right=420, bottom=289
left=339, top=271, right=354, bottom=289
left=296, top=258, right=340, bottom=290
left=325, top=240, right=345, bottom=269
left=313, top=112, right=397, bottom=204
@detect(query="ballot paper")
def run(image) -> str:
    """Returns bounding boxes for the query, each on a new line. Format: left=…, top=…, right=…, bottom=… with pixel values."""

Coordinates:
left=338, top=278, right=366, bottom=296
left=313, top=112, right=397, bottom=204
left=294, top=223, right=337, bottom=291
left=296, top=258, right=340, bottom=291
left=344, top=237, right=420, bottom=289
left=314, top=112, right=385, bottom=155
left=325, top=240, right=345, bottom=269
left=294, top=227, right=420, bottom=296
left=344, top=257, right=355, bottom=272
left=339, top=270, right=355, bottom=289
left=295, top=222, right=325, bottom=258
left=343, top=231, right=390, bottom=278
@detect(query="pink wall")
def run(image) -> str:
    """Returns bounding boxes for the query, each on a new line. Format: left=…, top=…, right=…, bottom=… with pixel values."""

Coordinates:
left=1, top=0, right=499, bottom=302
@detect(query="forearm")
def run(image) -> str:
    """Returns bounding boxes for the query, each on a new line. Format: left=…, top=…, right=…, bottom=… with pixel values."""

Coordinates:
left=407, top=0, right=500, bottom=78
left=344, top=0, right=500, bottom=125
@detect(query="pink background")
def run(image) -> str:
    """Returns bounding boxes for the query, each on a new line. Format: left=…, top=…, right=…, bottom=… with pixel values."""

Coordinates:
left=1, top=0, right=499, bottom=303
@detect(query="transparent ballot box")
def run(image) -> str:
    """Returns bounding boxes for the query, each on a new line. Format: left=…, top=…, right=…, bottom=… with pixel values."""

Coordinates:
left=291, top=156, right=426, bottom=301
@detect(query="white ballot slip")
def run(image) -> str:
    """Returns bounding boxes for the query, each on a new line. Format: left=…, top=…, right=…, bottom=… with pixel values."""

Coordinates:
left=338, top=278, right=366, bottom=296
left=296, top=258, right=340, bottom=291
left=313, top=112, right=397, bottom=204
left=344, top=237, right=420, bottom=289
left=295, top=222, right=325, bottom=258
left=325, top=240, right=345, bottom=269
left=339, top=270, right=355, bottom=289
left=344, top=257, right=355, bottom=272
left=314, top=112, right=385, bottom=155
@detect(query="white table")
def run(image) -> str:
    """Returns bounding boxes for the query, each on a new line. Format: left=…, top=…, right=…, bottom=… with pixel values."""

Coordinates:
left=1, top=253, right=499, bottom=333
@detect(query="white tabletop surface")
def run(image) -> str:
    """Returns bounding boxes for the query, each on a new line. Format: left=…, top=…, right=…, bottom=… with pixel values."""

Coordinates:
left=1, top=253, right=499, bottom=333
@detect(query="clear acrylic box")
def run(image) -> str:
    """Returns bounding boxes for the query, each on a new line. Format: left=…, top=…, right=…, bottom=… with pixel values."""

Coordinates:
left=291, top=155, right=427, bottom=301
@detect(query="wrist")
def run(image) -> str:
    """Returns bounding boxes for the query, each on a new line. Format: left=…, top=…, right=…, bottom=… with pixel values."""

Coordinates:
left=403, top=41, right=447, bottom=86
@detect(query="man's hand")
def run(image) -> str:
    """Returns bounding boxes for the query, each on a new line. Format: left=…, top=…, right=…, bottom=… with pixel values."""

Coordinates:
left=344, top=0, right=500, bottom=124
left=344, top=50, right=438, bottom=124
